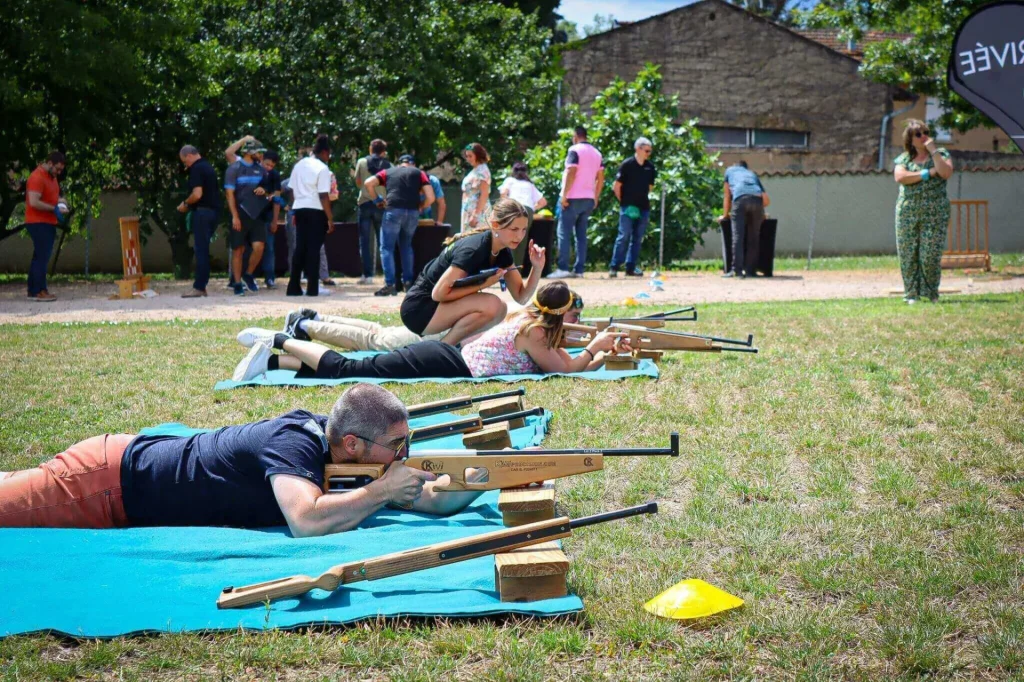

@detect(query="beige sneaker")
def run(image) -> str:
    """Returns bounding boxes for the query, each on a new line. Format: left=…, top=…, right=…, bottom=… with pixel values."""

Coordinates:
left=181, top=288, right=208, bottom=298
left=29, top=291, right=57, bottom=302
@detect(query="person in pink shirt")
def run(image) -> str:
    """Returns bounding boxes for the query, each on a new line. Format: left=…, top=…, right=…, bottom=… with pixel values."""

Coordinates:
left=549, top=127, right=604, bottom=279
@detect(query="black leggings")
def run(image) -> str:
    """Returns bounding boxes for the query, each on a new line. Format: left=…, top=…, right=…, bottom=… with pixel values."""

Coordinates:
left=296, top=340, right=473, bottom=379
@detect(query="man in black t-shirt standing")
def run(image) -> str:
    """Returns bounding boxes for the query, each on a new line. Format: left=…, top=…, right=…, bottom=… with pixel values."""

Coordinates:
left=0, top=384, right=485, bottom=537
left=609, top=137, right=657, bottom=278
left=178, top=145, right=222, bottom=298
left=363, top=154, right=435, bottom=297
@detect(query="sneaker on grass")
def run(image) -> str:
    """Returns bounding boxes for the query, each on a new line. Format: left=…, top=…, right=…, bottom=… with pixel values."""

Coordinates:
left=236, top=328, right=277, bottom=348
left=374, top=284, right=399, bottom=296
left=233, top=282, right=246, bottom=296
left=242, top=273, right=259, bottom=293
left=232, top=343, right=271, bottom=382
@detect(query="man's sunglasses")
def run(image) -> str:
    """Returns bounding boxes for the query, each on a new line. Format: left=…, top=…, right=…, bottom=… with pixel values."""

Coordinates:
left=355, top=434, right=410, bottom=461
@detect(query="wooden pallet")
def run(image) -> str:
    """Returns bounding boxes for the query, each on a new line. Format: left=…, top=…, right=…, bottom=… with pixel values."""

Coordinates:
left=110, top=217, right=151, bottom=299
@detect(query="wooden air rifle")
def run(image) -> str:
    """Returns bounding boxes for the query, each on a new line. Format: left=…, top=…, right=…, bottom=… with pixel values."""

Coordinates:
left=407, top=388, right=526, bottom=418
left=607, top=323, right=758, bottom=354
left=581, top=306, right=697, bottom=330
left=404, top=432, right=679, bottom=491
left=216, top=502, right=658, bottom=608
left=322, top=431, right=679, bottom=493
left=409, top=407, right=545, bottom=443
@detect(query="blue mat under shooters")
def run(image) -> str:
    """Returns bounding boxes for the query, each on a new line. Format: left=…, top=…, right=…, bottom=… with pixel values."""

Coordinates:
left=0, top=412, right=583, bottom=638
left=214, top=349, right=659, bottom=390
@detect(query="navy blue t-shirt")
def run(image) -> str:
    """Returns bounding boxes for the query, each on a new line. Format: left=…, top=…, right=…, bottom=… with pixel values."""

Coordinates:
left=119, top=410, right=329, bottom=528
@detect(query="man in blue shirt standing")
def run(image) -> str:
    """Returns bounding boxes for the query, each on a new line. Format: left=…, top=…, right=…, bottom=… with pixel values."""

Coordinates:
left=419, top=173, right=446, bottom=224
left=721, top=161, right=770, bottom=278
left=224, top=137, right=269, bottom=295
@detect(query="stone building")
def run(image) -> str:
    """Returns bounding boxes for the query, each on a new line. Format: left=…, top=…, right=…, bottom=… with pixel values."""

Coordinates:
left=559, top=0, right=1014, bottom=172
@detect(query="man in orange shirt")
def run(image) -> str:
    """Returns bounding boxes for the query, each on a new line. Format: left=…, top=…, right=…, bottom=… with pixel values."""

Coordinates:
left=24, top=152, right=67, bottom=302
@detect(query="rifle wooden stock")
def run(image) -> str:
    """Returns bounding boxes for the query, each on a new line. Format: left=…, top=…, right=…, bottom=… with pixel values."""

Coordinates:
left=409, top=407, right=545, bottom=443
left=407, top=433, right=680, bottom=491
left=216, top=502, right=658, bottom=608
left=322, top=463, right=386, bottom=492
left=406, top=388, right=526, bottom=418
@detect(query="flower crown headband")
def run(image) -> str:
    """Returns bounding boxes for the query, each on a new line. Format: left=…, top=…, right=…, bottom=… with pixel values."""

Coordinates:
left=531, top=291, right=581, bottom=316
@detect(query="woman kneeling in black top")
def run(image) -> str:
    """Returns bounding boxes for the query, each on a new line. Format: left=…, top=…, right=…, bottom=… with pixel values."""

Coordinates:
left=400, top=197, right=547, bottom=346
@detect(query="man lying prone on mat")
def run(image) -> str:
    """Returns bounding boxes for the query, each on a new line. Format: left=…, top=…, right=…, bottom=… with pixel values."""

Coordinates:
left=231, top=281, right=628, bottom=382
left=0, top=384, right=480, bottom=537
left=236, top=301, right=583, bottom=354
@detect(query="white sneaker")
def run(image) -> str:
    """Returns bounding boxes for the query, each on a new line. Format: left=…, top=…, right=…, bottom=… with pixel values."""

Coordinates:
left=311, top=288, right=331, bottom=296
left=236, top=328, right=276, bottom=348
left=547, top=269, right=571, bottom=279
left=357, top=276, right=373, bottom=285
left=232, top=343, right=271, bottom=381
left=568, top=272, right=581, bottom=279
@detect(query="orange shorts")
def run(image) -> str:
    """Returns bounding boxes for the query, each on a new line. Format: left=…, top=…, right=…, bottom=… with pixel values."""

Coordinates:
left=0, top=434, right=135, bottom=528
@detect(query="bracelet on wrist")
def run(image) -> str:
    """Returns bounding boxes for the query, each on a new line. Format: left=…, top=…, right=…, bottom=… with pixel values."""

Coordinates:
left=582, top=348, right=594, bottom=360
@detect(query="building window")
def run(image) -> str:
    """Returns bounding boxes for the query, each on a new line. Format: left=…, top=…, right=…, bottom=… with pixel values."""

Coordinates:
left=698, top=126, right=748, bottom=147
left=698, top=126, right=809, bottom=148
left=752, top=129, right=809, bottom=148
left=925, top=97, right=953, bottom=142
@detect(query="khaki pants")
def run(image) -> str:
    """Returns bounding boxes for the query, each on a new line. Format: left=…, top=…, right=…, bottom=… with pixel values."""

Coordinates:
left=305, top=315, right=444, bottom=351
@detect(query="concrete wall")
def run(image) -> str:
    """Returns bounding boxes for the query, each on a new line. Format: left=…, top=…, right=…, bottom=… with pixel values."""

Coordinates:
left=690, top=169, right=1024, bottom=258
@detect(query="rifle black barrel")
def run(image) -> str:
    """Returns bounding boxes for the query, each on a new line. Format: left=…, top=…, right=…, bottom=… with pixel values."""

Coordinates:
left=722, top=346, right=759, bottom=353
left=455, top=432, right=679, bottom=457
left=569, top=502, right=658, bottom=530
left=412, top=408, right=546, bottom=442
left=481, top=407, right=545, bottom=427
left=638, top=306, right=696, bottom=319
left=408, top=388, right=526, bottom=418
left=705, top=333, right=754, bottom=347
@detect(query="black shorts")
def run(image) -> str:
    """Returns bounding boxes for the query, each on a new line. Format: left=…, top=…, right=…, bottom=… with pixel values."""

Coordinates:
left=296, top=341, right=471, bottom=380
left=229, top=215, right=267, bottom=249
left=400, top=291, right=440, bottom=337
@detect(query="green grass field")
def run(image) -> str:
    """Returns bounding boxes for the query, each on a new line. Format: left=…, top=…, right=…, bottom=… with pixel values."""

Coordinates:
left=2, top=295, right=1023, bottom=680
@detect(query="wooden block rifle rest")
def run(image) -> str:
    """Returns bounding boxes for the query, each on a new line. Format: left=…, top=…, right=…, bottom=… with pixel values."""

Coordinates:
left=494, top=540, right=569, bottom=602
left=497, top=482, right=556, bottom=526
left=604, top=353, right=639, bottom=371
left=477, top=396, right=524, bottom=419
left=634, top=349, right=663, bottom=362
left=462, top=422, right=513, bottom=449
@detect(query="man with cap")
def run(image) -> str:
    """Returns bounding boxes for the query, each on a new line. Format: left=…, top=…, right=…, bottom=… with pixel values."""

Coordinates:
left=609, top=137, right=657, bottom=278
left=363, top=154, right=435, bottom=297
left=224, top=135, right=269, bottom=296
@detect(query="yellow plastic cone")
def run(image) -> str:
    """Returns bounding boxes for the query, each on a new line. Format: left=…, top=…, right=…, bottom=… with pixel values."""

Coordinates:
left=644, top=579, right=744, bottom=620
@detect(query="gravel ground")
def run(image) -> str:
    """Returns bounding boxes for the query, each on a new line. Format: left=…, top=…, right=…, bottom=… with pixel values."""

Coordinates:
left=1, top=270, right=1021, bottom=324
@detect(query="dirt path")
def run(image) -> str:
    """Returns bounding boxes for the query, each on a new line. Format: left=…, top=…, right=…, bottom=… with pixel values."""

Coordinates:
left=1, top=270, right=1021, bottom=324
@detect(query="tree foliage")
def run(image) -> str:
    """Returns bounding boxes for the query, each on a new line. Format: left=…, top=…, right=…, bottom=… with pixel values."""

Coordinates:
left=521, top=65, right=721, bottom=267
left=0, top=0, right=203, bottom=242
left=796, top=0, right=998, bottom=133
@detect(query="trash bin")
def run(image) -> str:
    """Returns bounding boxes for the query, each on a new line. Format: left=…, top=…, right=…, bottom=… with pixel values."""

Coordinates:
left=718, top=217, right=778, bottom=277
left=274, top=221, right=449, bottom=279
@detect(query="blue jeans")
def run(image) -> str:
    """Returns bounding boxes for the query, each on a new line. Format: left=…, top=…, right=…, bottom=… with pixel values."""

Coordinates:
left=262, top=220, right=276, bottom=282
left=610, top=208, right=650, bottom=272
left=358, top=201, right=385, bottom=278
left=26, top=223, right=56, bottom=296
left=557, top=198, right=595, bottom=274
left=190, top=208, right=217, bottom=291
left=380, top=207, right=418, bottom=287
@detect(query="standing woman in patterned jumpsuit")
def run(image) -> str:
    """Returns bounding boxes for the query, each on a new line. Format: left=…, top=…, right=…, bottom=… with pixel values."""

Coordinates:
left=893, top=119, right=954, bottom=303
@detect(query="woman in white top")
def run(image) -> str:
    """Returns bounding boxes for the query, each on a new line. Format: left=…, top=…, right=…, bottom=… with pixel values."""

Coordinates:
left=499, top=162, right=547, bottom=266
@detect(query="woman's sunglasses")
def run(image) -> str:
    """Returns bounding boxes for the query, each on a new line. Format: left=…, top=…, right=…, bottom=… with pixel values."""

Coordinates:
left=914, top=130, right=930, bottom=138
